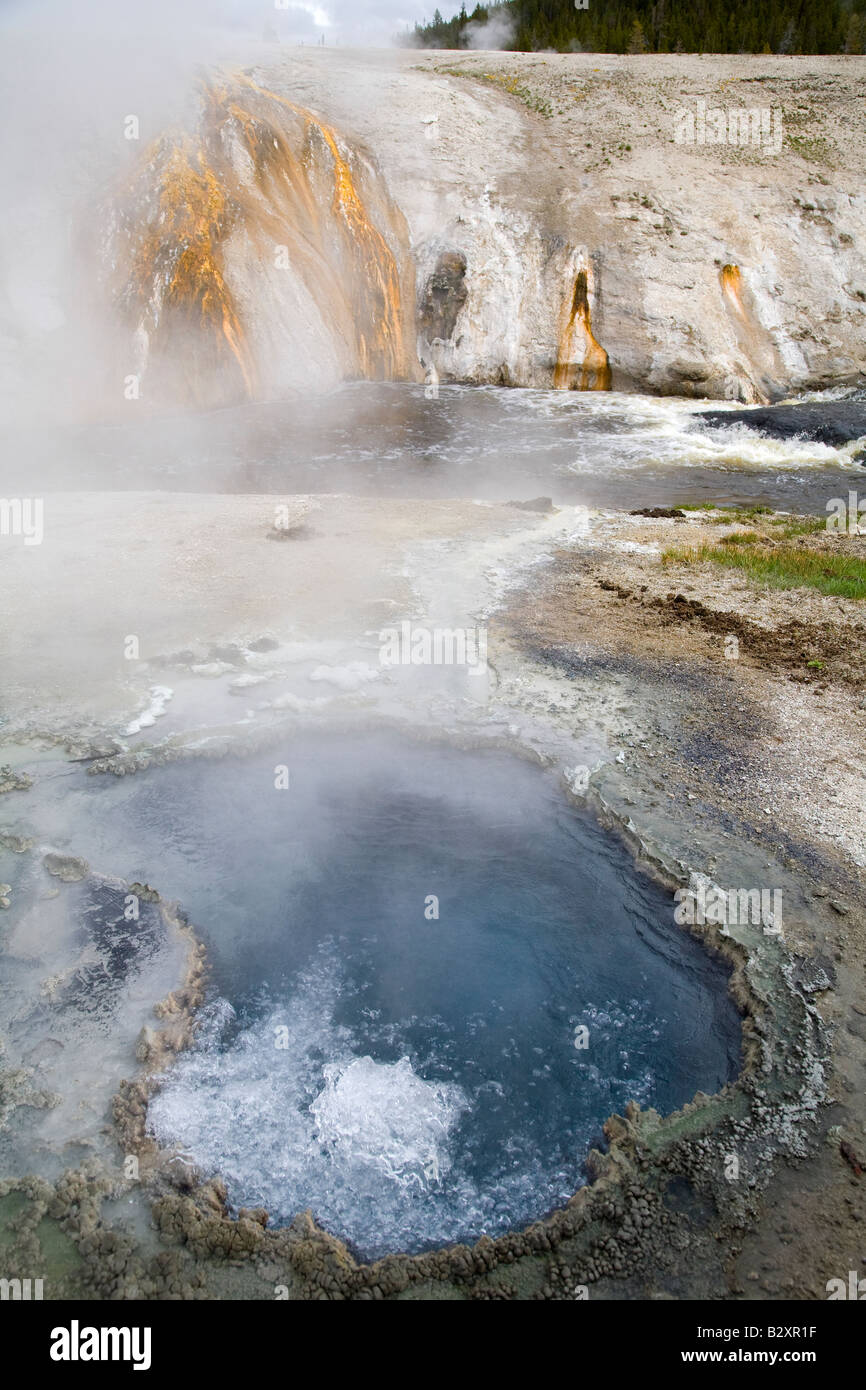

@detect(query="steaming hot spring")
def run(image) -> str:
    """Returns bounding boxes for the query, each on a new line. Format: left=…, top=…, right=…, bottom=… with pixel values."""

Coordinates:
left=41, top=730, right=741, bottom=1259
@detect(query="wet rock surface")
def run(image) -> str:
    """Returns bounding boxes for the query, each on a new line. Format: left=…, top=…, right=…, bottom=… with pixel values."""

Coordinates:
left=698, top=401, right=866, bottom=451
left=418, top=251, right=468, bottom=348
left=0, top=767, right=32, bottom=795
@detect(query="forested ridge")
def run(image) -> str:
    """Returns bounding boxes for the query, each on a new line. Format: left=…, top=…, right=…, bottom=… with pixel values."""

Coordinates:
left=404, top=0, right=866, bottom=54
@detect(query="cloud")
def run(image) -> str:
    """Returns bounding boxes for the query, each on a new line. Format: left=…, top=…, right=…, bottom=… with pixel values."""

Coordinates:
left=0, top=0, right=447, bottom=49
left=234, top=1, right=444, bottom=47
left=464, top=10, right=517, bottom=51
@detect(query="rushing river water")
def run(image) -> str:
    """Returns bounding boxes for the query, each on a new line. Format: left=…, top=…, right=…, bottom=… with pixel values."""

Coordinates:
left=8, top=383, right=865, bottom=512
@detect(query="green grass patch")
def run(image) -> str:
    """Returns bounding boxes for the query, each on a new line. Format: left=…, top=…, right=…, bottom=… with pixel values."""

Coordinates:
left=676, top=503, right=777, bottom=522
left=675, top=506, right=827, bottom=537
left=707, top=504, right=774, bottom=525
left=662, top=542, right=866, bottom=599
left=719, top=531, right=761, bottom=546
left=768, top=516, right=827, bottom=539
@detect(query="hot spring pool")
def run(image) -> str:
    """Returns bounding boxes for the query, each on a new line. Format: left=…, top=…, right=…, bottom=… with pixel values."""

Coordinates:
left=28, top=733, right=742, bottom=1258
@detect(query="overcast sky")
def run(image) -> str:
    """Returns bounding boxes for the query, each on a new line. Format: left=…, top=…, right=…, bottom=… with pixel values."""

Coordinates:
left=0, top=0, right=452, bottom=47
left=244, top=1, right=445, bottom=46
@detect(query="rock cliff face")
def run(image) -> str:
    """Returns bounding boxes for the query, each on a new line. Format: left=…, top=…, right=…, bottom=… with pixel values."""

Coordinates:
left=19, top=48, right=866, bottom=414
left=285, top=48, right=863, bottom=404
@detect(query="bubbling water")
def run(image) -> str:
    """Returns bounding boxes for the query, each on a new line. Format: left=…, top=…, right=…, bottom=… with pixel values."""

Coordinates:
left=310, top=1057, right=467, bottom=1188
left=147, top=949, right=475, bottom=1257
left=148, top=938, right=669, bottom=1259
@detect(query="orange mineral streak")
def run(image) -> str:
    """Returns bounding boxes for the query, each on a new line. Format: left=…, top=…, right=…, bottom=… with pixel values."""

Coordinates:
left=553, top=270, right=612, bottom=391
left=720, top=264, right=747, bottom=318
left=113, top=74, right=412, bottom=404
left=121, top=135, right=257, bottom=399
left=718, top=263, right=782, bottom=404
left=232, top=73, right=409, bottom=379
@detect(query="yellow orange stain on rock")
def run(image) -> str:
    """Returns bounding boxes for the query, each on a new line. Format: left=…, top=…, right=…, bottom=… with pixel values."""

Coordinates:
left=553, top=270, right=612, bottom=391
left=110, top=72, right=412, bottom=404
left=234, top=73, right=408, bottom=380
left=121, top=135, right=257, bottom=398
left=720, top=263, right=746, bottom=317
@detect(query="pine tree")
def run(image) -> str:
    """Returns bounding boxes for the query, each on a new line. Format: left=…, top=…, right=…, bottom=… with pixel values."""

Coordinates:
left=627, top=18, right=649, bottom=53
left=404, top=0, right=849, bottom=55
left=845, top=14, right=864, bottom=52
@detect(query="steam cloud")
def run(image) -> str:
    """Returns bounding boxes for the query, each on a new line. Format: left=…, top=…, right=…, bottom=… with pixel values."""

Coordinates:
left=464, top=10, right=518, bottom=51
